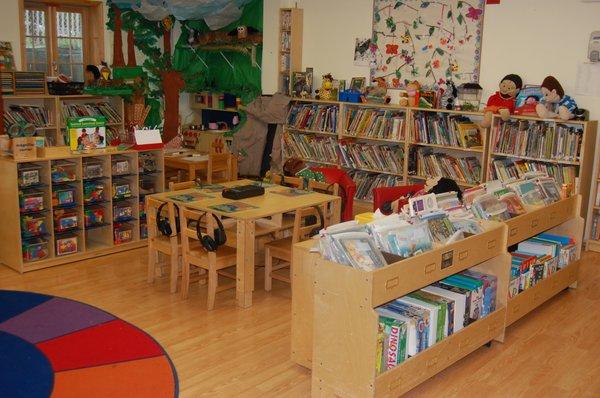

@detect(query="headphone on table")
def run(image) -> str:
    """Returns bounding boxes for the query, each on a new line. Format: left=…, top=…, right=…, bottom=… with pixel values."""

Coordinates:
left=196, top=212, right=227, bottom=252
left=156, top=202, right=181, bottom=237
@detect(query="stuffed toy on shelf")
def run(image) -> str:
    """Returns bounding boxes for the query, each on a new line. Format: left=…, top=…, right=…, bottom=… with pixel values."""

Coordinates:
left=535, top=75, right=585, bottom=120
left=481, top=74, right=523, bottom=128
left=362, top=77, right=391, bottom=104
left=315, top=73, right=334, bottom=100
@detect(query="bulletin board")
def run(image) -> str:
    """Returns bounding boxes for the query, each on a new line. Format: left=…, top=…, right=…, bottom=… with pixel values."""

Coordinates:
left=371, top=0, right=486, bottom=89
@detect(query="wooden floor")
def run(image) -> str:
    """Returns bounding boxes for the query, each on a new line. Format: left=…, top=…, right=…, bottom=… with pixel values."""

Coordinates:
left=2, top=249, right=600, bottom=397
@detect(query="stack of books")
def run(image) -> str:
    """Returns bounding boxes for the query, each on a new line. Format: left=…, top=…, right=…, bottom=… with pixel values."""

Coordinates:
left=414, top=148, right=481, bottom=185
left=350, top=171, right=404, bottom=201
left=1, top=71, right=14, bottom=94
left=338, top=141, right=404, bottom=174
left=61, top=102, right=122, bottom=125
left=286, top=103, right=338, bottom=132
left=282, top=133, right=338, bottom=164
left=492, top=120, right=582, bottom=162
left=344, top=108, right=405, bottom=140
left=4, top=105, right=52, bottom=128
left=490, top=158, right=577, bottom=188
left=14, top=71, right=45, bottom=94
left=412, top=112, right=482, bottom=148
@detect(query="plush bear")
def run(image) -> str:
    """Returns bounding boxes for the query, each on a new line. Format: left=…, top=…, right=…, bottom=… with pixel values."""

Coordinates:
left=535, top=75, right=580, bottom=120
left=481, top=74, right=523, bottom=128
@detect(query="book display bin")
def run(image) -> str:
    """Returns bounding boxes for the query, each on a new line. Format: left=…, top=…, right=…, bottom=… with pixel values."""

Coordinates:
left=0, top=147, right=164, bottom=273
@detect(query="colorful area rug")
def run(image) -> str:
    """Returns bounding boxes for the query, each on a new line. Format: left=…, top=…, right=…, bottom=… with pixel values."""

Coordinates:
left=0, top=290, right=178, bottom=398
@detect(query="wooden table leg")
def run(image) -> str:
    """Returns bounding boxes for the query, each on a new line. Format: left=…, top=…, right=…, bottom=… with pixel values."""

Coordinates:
left=236, top=219, right=255, bottom=308
left=189, top=165, right=196, bottom=181
left=330, top=198, right=342, bottom=225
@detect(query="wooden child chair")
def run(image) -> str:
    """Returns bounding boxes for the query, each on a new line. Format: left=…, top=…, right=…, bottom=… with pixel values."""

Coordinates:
left=147, top=197, right=181, bottom=293
left=206, top=139, right=236, bottom=183
left=264, top=205, right=324, bottom=291
left=179, top=207, right=237, bottom=309
left=169, top=180, right=197, bottom=191
left=308, top=180, right=341, bottom=225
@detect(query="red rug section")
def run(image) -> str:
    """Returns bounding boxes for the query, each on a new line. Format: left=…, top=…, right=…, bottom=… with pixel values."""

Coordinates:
left=37, top=319, right=164, bottom=372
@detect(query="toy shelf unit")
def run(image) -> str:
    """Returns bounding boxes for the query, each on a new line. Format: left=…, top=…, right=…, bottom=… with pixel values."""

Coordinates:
left=504, top=195, right=584, bottom=326
left=487, top=116, right=596, bottom=221
left=0, top=148, right=164, bottom=273
left=278, top=8, right=303, bottom=96
left=137, top=150, right=165, bottom=239
left=59, top=95, right=125, bottom=147
left=295, top=222, right=510, bottom=397
left=407, top=108, right=487, bottom=189
left=3, top=95, right=59, bottom=146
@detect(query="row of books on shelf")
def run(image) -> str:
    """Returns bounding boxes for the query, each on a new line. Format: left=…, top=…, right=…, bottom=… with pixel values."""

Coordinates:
left=590, top=212, right=600, bottom=241
left=4, top=105, right=52, bottom=128
left=412, top=148, right=481, bottom=185
left=350, top=171, right=403, bottom=202
left=1, top=71, right=13, bottom=94
left=282, top=133, right=338, bottom=164
left=376, top=268, right=497, bottom=374
left=344, top=108, right=405, bottom=140
left=489, top=158, right=577, bottom=188
left=509, top=233, right=576, bottom=298
left=412, top=113, right=482, bottom=148
left=286, top=104, right=338, bottom=132
left=317, top=173, right=568, bottom=271
left=491, top=120, right=582, bottom=162
left=338, top=141, right=404, bottom=175
left=61, top=102, right=122, bottom=125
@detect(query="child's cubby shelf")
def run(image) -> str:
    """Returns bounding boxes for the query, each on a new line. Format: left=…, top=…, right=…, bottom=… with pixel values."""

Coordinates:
left=0, top=146, right=164, bottom=273
left=291, top=221, right=510, bottom=397
left=283, top=100, right=597, bottom=224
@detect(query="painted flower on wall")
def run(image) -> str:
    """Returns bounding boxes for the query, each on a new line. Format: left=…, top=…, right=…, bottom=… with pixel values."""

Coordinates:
left=386, top=44, right=399, bottom=55
left=466, top=6, right=482, bottom=21
left=432, top=59, right=440, bottom=68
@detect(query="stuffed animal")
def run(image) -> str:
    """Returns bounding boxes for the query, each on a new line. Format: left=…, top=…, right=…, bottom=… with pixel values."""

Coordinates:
left=315, top=73, right=334, bottom=100
left=535, top=75, right=582, bottom=120
left=406, top=80, right=421, bottom=107
left=481, top=74, right=523, bottom=128
left=362, top=77, right=391, bottom=104
left=441, top=80, right=458, bottom=110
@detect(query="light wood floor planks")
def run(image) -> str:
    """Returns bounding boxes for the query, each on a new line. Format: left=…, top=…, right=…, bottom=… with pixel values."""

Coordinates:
left=1, top=249, right=600, bottom=397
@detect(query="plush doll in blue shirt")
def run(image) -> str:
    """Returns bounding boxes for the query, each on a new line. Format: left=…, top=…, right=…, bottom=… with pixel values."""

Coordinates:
left=536, top=75, right=583, bottom=120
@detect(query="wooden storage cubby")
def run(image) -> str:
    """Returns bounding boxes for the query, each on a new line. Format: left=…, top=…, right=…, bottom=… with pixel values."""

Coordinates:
left=0, top=147, right=164, bottom=273
left=292, top=222, right=510, bottom=397
left=504, top=195, right=583, bottom=326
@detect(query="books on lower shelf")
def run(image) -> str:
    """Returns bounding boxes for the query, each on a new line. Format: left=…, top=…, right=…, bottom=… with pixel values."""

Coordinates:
left=489, top=158, right=577, bottom=188
left=491, top=119, right=582, bottom=162
left=338, top=141, right=404, bottom=174
left=350, top=171, right=404, bottom=201
left=412, top=148, right=481, bottom=185
left=376, top=269, right=497, bottom=374
left=344, top=107, right=405, bottom=140
left=412, top=112, right=482, bottom=148
left=508, top=233, right=576, bottom=298
left=287, top=103, right=338, bottom=132
left=4, top=105, right=52, bottom=128
left=282, top=133, right=338, bottom=164
left=61, top=102, right=122, bottom=125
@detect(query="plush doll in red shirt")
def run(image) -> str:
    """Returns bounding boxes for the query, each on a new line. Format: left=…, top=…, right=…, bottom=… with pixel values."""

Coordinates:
left=481, top=74, right=523, bottom=127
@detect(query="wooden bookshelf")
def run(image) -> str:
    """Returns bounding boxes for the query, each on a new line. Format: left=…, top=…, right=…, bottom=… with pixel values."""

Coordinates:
left=291, top=221, right=510, bottom=397
left=504, top=195, right=583, bottom=326
left=278, top=8, right=303, bottom=96
left=0, top=147, right=164, bottom=273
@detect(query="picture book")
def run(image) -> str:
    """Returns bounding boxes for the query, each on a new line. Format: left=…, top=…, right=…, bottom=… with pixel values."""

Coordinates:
left=536, top=177, right=562, bottom=203
left=408, top=291, right=450, bottom=340
left=377, top=307, right=418, bottom=358
left=439, top=276, right=483, bottom=322
left=498, top=191, right=526, bottom=217
left=430, top=283, right=471, bottom=328
left=383, top=302, right=429, bottom=354
left=168, top=192, right=213, bottom=202
left=471, top=194, right=510, bottom=222
left=385, top=222, right=432, bottom=258
left=456, top=122, right=483, bottom=148
left=426, top=214, right=456, bottom=244
left=397, top=297, right=439, bottom=347
left=200, top=184, right=225, bottom=192
left=508, top=266, right=520, bottom=298
left=335, top=232, right=387, bottom=271
left=209, top=201, right=258, bottom=213
left=510, top=180, right=546, bottom=207
left=462, top=270, right=498, bottom=317
left=377, top=315, right=408, bottom=372
left=272, top=188, right=310, bottom=197
left=421, top=286, right=464, bottom=333
left=414, top=290, right=454, bottom=337
left=67, top=116, right=107, bottom=151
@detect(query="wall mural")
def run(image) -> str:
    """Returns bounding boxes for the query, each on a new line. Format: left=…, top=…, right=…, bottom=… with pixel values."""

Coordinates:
left=371, top=0, right=485, bottom=89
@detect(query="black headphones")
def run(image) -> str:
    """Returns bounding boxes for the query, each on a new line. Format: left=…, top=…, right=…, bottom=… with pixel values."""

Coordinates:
left=196, top=213, right=227, bottom=252
left=308, top=205, right=325, bottom=237
left=156, top=202, right=181, bottom=237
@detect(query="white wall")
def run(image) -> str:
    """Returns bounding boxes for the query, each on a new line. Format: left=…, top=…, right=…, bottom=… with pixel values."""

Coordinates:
left=262, top=0, right=600, bottom=121
left=1, top=1, right=23, bottom=69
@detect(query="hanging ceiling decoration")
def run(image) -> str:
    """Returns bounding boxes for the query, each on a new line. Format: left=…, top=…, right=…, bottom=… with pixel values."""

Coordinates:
left=111, top=0, right=253, bottom=29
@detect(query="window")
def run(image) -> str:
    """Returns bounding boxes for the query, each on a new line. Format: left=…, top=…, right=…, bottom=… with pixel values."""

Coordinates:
left=22, top=2, right=91, bottom=82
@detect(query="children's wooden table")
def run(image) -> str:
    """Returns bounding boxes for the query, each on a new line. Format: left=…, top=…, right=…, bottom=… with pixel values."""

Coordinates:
left=147, top=179, right=341, bottom=308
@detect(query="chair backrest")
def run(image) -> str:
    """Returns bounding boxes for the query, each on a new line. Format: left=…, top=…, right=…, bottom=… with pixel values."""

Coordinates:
left=372, top=184, right=425, bottom=214
left=169, top=180, right=197, bottom=191
left=308, top=180, right=339, bottom=196
left=207, top=152, right=233, bottom=184
left=179, top=207, right=219, bottom=261
left=146, top=196, right=178, bottom=241
left=292, top=206, right=323, bottom=243
left=272, top=174, right=304, bottom=189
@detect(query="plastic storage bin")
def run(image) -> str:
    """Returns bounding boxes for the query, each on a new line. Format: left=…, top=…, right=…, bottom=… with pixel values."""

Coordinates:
left=18, top=164, right=42, bottom=187
left=112, top=182, right=132, bottom=199
left=84, top=207, right=105, bottom=227
left=112, top=157, right=130, bottom=176
left=114, top=223, right=133, bottom=245
left=52, top=187, right=76, bottom=207
left=83, top=181, right=105, bottom=204
left=83, top=160, right=104, bottom=179
left=113, top=203, right=133, bottom=222
left=56, top=235, right=78, bottom=256
left=139, top=177, right=156, bottom=195
left=22, top=238, right=49, bottom=262
left=54, top=210, right=78, bottom=232
left=19, top=190, right=45, bottom=212
left=138, top=153, right=157, bottom=173
left=51, top=161, right=77, bottom=183
left=21, top=215, right=48, bottom=238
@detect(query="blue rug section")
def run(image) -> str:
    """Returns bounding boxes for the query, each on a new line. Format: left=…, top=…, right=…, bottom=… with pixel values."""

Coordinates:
left=0, top=331, right=53, bottom=398
left=0, top=290, right=52, bottom=323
